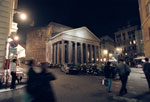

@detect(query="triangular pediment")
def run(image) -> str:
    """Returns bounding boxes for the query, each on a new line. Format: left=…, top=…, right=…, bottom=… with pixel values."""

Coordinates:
left=61, top=27, right=100, bottom=41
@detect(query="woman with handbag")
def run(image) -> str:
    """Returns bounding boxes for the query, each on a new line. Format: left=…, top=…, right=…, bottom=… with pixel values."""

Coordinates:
left=104, top=62, right=115, bottom=93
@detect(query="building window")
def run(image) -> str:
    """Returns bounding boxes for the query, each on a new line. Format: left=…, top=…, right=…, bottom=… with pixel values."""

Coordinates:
left=133, top=34, right=135, bottom=39
left=133, top=40, right=136, bottom=44
left=116, top=34, right=121, bottom=42
left=123, top=33, right=125, bottom=40
left=130, top=41, right=132, bottom=45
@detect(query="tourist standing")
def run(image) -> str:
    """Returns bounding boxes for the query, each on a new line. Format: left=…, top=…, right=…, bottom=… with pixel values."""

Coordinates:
left=10, top=59, right=17, bottom=89
left=104, top=62, right=115, bottom=93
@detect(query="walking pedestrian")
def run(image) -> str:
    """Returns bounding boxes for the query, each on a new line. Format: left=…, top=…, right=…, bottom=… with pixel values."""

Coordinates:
left=117, top=59, right=131, bottom=96
left=104, top=62, right=115, bottom=93
left=26, top=60, right=56, bottom=102
left=38, top=62, right=56, bottom=102
left=10, top=59, right=17, bottom=89
left=143, top=58, right=150, bottom=91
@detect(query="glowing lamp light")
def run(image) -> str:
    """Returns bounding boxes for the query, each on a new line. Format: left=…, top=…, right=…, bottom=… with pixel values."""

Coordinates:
left=103, top=50, right=108, bottom=55
left=20, top=13, right=27, bottom=20
left=109, top=53, right=113, bottom=57
left=92, top=58, right=94, bottom=61
left=133, top=40, right=136, bottom=44
left=104, top=58, right=106, bottom=62
left=96, top=58, right=99, bottom=61
left=10, top=53, right=14, bottom=56
left=14, top=36, right=19, bottom=41
left=116, top=47, right=122, bottom=52
left=8, top=38, right=13, bottom=42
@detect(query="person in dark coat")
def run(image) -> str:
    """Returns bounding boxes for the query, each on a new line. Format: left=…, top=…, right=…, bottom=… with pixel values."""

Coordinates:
left=104, top=62, right=115, bottom=93
left=26, top=60, right=56, bottom=102
left=37, top=62, right=56, bottom=102
left=143, top=58, right=150, bottom=91
left=117, top=59, right=131, bottom=96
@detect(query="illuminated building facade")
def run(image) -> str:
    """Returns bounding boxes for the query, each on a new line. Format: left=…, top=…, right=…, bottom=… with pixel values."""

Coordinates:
left=0, top=0, right=18, bottom=71
left=26, top=22, right=101, bottom=64
left=138, top=0, right=150, bottom=58
left=114, top=25, right=144, bottom=65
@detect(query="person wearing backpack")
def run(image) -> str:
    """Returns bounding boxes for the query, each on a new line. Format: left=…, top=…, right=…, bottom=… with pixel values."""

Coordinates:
left=117, top=59, right=131, bottom=96
left=143, top=58, right=150, bottom=91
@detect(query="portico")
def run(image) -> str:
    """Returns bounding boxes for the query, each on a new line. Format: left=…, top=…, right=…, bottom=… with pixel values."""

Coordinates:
left=47, top=27, right=100, bottom=65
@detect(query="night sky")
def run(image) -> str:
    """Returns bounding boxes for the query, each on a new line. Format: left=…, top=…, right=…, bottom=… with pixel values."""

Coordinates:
left=17, top=0, right=140, bottom=43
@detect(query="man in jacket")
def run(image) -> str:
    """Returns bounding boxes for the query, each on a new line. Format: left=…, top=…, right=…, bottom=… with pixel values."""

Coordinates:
left=117, top=59, right=131, bottom=96
left=10, top=59, right=17, bottom=89
left=143, top=58, right=150, bottom=91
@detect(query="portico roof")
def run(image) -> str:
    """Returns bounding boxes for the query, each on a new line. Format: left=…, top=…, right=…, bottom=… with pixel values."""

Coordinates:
left=50, top=27, right=100, bottom=42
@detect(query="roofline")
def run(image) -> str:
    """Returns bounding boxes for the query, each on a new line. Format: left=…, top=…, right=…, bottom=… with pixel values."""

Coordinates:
left=50, top=26, right=100, bottom=42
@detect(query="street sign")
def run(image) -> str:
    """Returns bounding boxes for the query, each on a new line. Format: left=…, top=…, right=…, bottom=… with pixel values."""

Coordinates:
left=9, top=41, right=18, bottom=48
left=114, top=51, right=120, bottom=56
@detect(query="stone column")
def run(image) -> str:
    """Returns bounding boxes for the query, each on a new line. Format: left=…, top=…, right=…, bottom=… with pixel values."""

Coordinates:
left=61, top=40, right=65, bottom=64
left=51, top=43, right=54, bottom=64
left=68, top=41, right=72, bottom=64
left=75, top=42, right=77, bottom=64
left=94, top=45, right=97, bottom=63
left=90, top=45, right=93, bottom=63
left=54, top=44, right=56, bottom=64
left=86, top=44, right=88, bottom=63
left=80, top=43, right=83, bottom=64
left=57, top=42, right=60, bottom=64
left=98, top=46, right=101, bottom=63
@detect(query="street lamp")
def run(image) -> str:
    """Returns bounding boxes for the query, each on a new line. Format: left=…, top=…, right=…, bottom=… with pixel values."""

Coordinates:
left=14, top=11, right=28, bottom=21
left=20, top=13, right=27, bottom=20
left=14, top=35, right=19, bottom=41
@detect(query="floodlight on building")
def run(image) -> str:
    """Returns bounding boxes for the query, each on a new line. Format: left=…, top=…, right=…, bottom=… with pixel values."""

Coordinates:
left=125, top=53, right=128, bottom=55
left=100, top=59, right=103, bottom=61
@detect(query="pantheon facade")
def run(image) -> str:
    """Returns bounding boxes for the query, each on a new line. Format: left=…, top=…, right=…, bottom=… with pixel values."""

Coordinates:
left=26, top=22, right=100, bottom=64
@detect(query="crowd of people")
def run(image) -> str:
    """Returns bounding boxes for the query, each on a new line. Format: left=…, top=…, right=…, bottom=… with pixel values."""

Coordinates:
left=7, top=57, right=150, bottom=101
left=103, top=58, right=150, bottom=96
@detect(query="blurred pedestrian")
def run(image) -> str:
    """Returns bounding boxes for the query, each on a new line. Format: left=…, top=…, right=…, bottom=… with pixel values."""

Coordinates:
left=117, top=59, right=131, bottom=96
left=104, top=62, right=115, bottom=93
left=143, top=58, right=150, bottom=91
left=26, top=60, right=56, bottom=102
left=38, top=62, right=56, bottom=102
left=10, top=59, right=17, bottom=89
left=25, top=59, right=38, bottom=102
